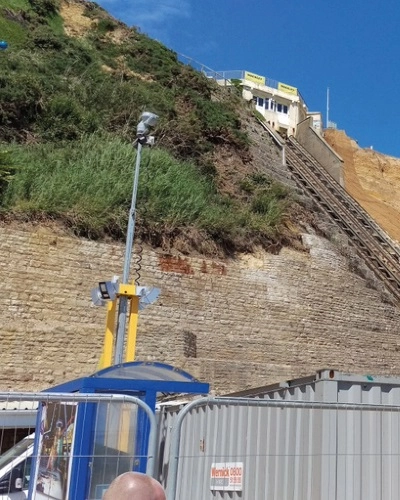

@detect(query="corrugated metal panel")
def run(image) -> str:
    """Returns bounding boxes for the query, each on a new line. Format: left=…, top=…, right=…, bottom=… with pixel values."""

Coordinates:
left=0, top=401, right=38, bottom=428
left=167, top=402, right=329, bottom=499
left=161, top=370, right=400, bottom=499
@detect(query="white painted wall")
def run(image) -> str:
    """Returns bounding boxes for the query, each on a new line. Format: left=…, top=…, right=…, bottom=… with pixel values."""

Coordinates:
left=234, top=77, right=319, bottom=136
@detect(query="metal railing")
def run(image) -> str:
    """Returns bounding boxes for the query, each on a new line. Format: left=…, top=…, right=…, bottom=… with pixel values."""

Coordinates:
left=256, top=117, right=286, bottom=166
left=286, top=137, right=400, bottom=304
left=202, top=69, right=281, bottom=90
left=177, top=53, right=231, bottom=85
left=177, top=54, right=307, bottom=105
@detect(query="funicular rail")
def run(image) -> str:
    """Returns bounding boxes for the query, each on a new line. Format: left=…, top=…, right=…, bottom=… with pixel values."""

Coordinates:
left=286, top=136, right=400, bottom=304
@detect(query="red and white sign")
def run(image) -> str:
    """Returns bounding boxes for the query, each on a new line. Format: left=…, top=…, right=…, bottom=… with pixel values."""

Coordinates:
left=210, top=462, right=243, bottom=491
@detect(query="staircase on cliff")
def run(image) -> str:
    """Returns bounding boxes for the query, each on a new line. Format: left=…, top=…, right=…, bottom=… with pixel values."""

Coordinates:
left=285, top=136, right=400, bottom=305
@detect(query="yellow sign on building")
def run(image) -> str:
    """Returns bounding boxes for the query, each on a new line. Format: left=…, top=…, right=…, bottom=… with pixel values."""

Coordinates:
left=278, top=82, right=298, bottom=95
left=244, top=71, right=266, bottom=85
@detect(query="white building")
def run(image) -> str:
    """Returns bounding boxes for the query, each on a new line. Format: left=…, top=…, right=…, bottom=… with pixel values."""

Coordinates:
left=207, top=69, right=323, bottom=137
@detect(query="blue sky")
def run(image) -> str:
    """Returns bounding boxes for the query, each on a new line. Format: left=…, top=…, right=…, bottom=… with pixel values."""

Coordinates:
left=97, top=0, right=400, bottom=157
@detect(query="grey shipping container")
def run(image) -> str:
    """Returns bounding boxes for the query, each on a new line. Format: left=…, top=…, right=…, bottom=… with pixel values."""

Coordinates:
left=159, top=369, right=400, bottom=500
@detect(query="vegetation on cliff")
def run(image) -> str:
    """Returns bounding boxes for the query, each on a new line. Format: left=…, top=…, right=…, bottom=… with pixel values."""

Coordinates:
left=0, top=0, right=294, bottom=255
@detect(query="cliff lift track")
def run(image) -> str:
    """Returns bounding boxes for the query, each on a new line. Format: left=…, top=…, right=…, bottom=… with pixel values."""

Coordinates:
left=285, top=136, right=400, bottom=305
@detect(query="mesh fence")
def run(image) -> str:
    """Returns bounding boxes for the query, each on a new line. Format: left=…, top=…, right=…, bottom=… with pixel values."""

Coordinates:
left=0, top=392, right=156, bottom=500
left=3, top=392, right=400, bottom=499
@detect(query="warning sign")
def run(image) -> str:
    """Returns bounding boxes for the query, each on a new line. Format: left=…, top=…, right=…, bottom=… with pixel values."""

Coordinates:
left=278, top=82, right=298, bottom=95
left=210, top=462, right=243, bottom=491
left=244, top=71, right=266, bottom=85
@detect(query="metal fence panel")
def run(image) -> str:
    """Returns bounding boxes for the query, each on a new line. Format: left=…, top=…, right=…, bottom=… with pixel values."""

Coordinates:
left=0, top=392, right=156, bottom=500
left=165, top=398, right=400, bottom=500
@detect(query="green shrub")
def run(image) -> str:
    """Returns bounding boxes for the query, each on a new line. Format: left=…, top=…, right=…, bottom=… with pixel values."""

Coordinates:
left=96, top=18, right=117, bottom=34
left=252, top=191, right=282, bottom=215
left=28, top=25, right=65, bottom=49
left=39, top=95, right=96, bottom=140
left=250, top=173, right=271, bottom=186
left=229, top=78, right=243, bottom=96
left=28, top=0, right=60, bottom=17
left=0, top=73, right=44, bottom=136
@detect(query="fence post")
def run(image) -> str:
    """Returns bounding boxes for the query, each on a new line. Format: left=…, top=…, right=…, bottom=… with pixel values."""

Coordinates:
left=166, top=397, right=209, bottom=500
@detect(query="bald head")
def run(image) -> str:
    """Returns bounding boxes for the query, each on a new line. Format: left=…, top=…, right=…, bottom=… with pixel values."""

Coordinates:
left=103, top=472, right=166, bottom=500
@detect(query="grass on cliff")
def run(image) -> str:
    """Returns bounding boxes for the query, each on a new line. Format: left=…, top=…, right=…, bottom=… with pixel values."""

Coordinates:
left=0, top=0, right=294, bottom=255
left=0, top=0, right=249, bottom=161
left=1, top=134, right=291, bottom=254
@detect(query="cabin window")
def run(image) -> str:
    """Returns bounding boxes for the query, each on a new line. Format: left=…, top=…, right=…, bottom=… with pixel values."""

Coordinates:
left=276, top=103, right=289, bottom=114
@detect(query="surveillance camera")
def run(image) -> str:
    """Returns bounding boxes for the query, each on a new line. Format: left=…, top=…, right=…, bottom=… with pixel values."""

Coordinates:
left=140, top=111, right=159, bottom=128
left=137, top=121, right=148, bottom=136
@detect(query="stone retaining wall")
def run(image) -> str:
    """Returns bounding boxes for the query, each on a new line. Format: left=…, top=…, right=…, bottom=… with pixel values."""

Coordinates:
left=1, top=225, right=400, bottom=393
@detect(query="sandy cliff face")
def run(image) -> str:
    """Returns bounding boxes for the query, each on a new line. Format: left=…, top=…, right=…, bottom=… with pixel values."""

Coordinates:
left=324, top=129, right=400, bottom=243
